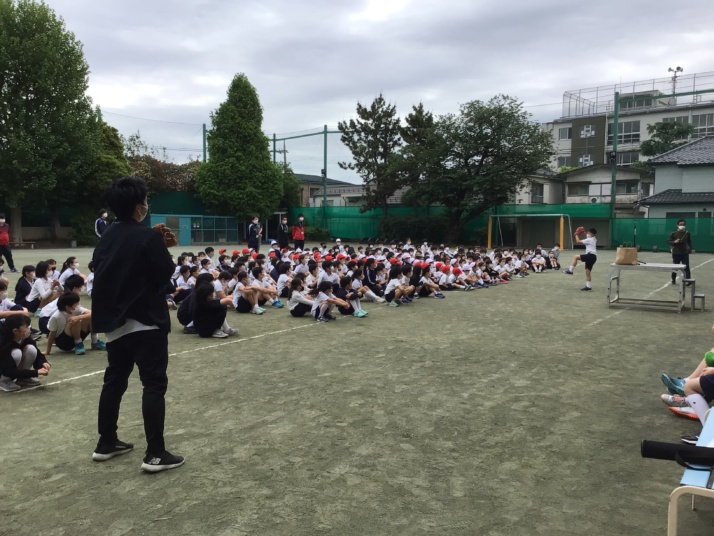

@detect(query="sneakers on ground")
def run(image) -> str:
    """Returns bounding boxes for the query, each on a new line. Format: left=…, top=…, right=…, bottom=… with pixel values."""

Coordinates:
left=252, top=307, right=265, bottom=315
left=563, top=270, right=573, bottom=275
left=92, top=339, right=107, bottom=350
left=141, top=451, right=185, bottom=473
left=325, top=313, right=337, bottom=321
left=92, top=439, right=134, bottom=462
left=10, top=268, right=18, bottom=273
left=681, top=434, right=699, bottom=445
left=580, top=287, right=592, bottom=291
left=16, top=377, right=41, bottom=387
left=183, top=326, right=197, bottom=335
left=223, top=328, right=239, bottom=337
left=353, top=310, right=368, bottom=318
left=464, top=284, right=474, bottom=291
left=316, top=316, right=328, bottom=322
left=272, top=300, right=284, bottom=308
left=75, top=342, right=86, bottom=356
left=0, top=378, right=21, bottom=392
left=389, top=300, right=400, bottom=307
left=30, top=328, right=42, bottom=341
left=434, top=292, right=445, bottom=299
left=374, top=297, right=386, bottom=304
left=660, top=393, right=689, bottom=408
left=661, top=373, right=686, bottom=396
left=211, top=329, right=229, bottom=338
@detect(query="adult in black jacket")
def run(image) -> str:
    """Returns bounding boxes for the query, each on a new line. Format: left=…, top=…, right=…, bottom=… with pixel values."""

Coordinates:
left=668, top=219, right=694, bottom=284
left=247, top=216, right=262, bottom=252
left=277, top=215, right=290, bottom=249
left=92, top=176, right=184, bottom=473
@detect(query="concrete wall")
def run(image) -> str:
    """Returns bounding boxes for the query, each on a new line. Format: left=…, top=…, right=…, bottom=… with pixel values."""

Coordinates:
left=682, top=167, right=714, bottom=193
left=648, top=204, right=714, bottom=218
left=653, top=166, right=683, bottom=192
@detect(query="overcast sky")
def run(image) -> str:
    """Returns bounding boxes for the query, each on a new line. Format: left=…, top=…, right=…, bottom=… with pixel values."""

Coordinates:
left=45, top=0, right=714, bottom=183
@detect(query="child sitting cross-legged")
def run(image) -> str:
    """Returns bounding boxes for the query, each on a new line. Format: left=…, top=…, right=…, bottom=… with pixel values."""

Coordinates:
left=310, top=281, right=348, bottom=322
left=0, top=314, right=51, bottom=392
left=336, top=276, right=368, bottom=318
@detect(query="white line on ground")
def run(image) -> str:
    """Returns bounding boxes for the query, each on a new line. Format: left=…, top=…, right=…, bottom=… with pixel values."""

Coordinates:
left=17, top=322, right=322, bottom=393
left=585, top=257, right=714, bottom=328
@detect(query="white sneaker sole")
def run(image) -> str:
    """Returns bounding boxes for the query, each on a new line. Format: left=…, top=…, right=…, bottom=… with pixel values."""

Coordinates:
left=141, top=458, right=185, bottom=473
left=92, top=447, right=134, bottom=462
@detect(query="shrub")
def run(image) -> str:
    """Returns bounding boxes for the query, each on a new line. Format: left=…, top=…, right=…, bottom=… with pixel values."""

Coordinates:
left=379, top=215, right=449, bottom=244
left=70, top=212, right=98, bottom=246
left=305, top=226, right=330, bottom=242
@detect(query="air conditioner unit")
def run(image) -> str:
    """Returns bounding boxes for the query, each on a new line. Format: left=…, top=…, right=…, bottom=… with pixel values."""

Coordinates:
left=590, top=197, right=599, bottom=204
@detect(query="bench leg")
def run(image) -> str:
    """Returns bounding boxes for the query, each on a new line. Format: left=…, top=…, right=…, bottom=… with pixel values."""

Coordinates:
left=669, top=486, right=714, bottom=536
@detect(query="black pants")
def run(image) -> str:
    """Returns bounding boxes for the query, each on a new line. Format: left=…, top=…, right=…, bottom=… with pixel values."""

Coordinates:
left=672, top=253, right=691, bottom=281
left=97, top=330, right=169, bottom=455
left=0, top=245, right=15, bottom=270
left=195, top=305, right=227, bottom=338
left=294, top=240, right=305, bottom=251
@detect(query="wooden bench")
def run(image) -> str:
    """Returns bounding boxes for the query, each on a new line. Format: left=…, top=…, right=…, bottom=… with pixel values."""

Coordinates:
left=10, top=242, right=35, bottom=250
left=668, top=410, right=714, bottom=535
left=683, top=279, right=706, bottom=311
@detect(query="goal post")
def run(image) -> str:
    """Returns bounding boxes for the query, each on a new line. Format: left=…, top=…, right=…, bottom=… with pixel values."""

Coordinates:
left=487, top=214, right=574, bottom=249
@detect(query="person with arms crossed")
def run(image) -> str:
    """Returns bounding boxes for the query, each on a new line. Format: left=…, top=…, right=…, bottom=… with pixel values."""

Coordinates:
left=668, top=219, right=694, bottom=285
left=92, top=176, right=184, bottom=473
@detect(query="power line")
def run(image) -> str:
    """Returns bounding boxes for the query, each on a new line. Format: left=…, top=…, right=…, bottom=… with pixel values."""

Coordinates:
left=102, top=110, right=204, bottom=126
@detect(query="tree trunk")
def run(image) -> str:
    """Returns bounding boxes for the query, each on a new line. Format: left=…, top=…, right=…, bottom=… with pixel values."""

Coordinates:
left=49, top=206, right=62, bottom=241
left=382, top=200, right=388, bottom=219
left=446, top=212, right=463, bottom=244
left=9, top=206, right=22, bottom=243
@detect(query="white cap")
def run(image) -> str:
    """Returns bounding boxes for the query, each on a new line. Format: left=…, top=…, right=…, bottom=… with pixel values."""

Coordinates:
left=270, top=240, right=277, bottom=245
left=336, top=238, right=341, bottom=242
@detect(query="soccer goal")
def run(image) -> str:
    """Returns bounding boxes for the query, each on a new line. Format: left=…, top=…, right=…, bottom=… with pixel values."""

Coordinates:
left=487, top=214, right=574, bottom=250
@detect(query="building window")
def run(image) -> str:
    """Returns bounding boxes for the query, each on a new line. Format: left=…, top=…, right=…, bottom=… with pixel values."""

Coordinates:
left=567, top=183, right=589, bottom=196
left=607, top=121, right=640, bottom=144
left=641, top=183, right=652, bottom=197
left=666, top=212, right=695, bottom=220
left=531, top=183, right=545, bottom=204
left=617, top=151, right=639, bottom=165
left=691, top=114, right=714, bottom=138
left=615, top=181, right=639, bottom=194
left=698, top=211, right=711, bottom=219
left=580, top=125, right=595, bottom=138
left=578, top=154, right=592, bottom=166
left=621, top=98, right=653, bottom=110
left=557, top=156, right=572, bottom=168
left=663, top=116, right=689, bottom=124
left=558, top=127, right=572, bottom=140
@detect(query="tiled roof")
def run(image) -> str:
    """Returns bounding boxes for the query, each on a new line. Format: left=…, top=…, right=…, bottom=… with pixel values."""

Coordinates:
left=638, top=188, right=714, bottom=205
left=295, top=173, right=353, bottom=186
left=648, top=136, right=714, bottom=166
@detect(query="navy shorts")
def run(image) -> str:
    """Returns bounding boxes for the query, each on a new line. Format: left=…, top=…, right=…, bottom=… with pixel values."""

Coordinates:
left=579, top=253, right=597, bottom=271
left=699, top=373, right=714, bottom=403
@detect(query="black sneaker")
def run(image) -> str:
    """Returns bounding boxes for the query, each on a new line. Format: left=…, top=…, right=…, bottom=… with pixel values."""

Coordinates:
left=182, top=326, right=197, bottom=335
left=141, top=450, right=185, bottom=473
left=324, top=313, right=337, bottom=321
left=681, top=434, right=699, bottom=445
left=92, top=439, right=134, bottom=461
left=580, top=287, right=592, bottom=291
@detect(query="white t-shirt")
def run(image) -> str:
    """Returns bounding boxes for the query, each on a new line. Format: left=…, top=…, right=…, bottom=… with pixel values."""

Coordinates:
left=277, top=274, right=290, bottom=295
left=28, top=278, right=54, bottom=301
left=232, top=282, right=248, bottom=308
left=311, top=291, right=331, bottom=315
left=176, top=276, right=194, bottom=291
left=86, top=272, right=95, bottom=297
left=59, top=268, right=80, bottom=287
left=385, top=279, right=401, bottom=294
left=0, top=297, right=18, bottom=311
left=582, top=237, right=597, bottom=255
left=48, top=306, right=87, bottom=335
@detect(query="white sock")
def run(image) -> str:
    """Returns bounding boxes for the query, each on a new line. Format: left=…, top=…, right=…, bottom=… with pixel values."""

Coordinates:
left=268, top=298, right=275, bottom=305
left=350, top=299, right=360, bottom=311
left=365, top=289, right=378, bottom=301
left=585, top=282, right=591, bottom=288
left=91, top=333, right=98, bottom=343
left=253, top=304, right=260, bottom=311
left=569, top=266, right=575, bottom=272
left=685, top=394, right=710, bottom=424
left=75, top=338, right=82, bottom=344
left=222, top=320, right=231, bottom=331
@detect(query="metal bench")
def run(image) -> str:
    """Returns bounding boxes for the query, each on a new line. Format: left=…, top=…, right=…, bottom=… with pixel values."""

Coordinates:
left=668, top=410, right=714, bottom=535
left=10, top=242, right=35, bottom=249
left=683, top=279, right=706, bottom=311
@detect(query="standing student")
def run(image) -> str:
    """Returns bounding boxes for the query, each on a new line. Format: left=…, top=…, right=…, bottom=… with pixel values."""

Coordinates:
left=668, top=219, right=694, bottom=285
left=292, top=214, right=306, bottom=250
left=563, top=228, right=597, bottom=291
left=277, top=216, right=290, bottom=250
left=92, top=176, right=184, bottom=473
left=247, top=216, right=262, bottom=253
left=0, top=213, right=17, bottom=273
left=95, top=209, right=109, bottom=240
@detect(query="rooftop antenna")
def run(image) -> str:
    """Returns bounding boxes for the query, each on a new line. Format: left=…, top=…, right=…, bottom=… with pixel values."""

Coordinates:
left=668, top=66, right=683, bottom=95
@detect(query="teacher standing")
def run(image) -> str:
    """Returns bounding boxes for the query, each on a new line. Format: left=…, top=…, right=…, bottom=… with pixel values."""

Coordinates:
left=668, top=218, right=694, bottom=285
left=247, top=216, right=262, bottom=252
left=292, top=213, right=306, bottom=251
left=92, top=176, right=184, bottom=473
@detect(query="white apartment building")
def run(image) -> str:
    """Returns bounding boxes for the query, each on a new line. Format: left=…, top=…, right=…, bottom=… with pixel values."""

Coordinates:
left=543, top=71, right=714, bottom=171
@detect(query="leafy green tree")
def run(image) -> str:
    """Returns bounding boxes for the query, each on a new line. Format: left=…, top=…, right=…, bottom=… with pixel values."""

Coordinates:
left=424, top=95, right=554, bottom=242
left=277, top=163, right=302, bottom=210
left=0, top=0, right=98, bottom=241
left=395, top=102, right=435, bottom=216
left=338, top=94, right=402, bottom=217
left=640, top=121, right=694, bottom=157
left=195, top=73, right=282, bottom=221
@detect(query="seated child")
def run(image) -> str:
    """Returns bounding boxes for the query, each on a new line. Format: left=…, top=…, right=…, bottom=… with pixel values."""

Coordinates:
left=0, top=314, right=51, bottom=392
left=310, top=281, right=348, bottom=322
left=287, top=277, right=314, bottom=318
left=336, top=276, right=367, bottom=317
left=45, top=292, right=95, bottom=356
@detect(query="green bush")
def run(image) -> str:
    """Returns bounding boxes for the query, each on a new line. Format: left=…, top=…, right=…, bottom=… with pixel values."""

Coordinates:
left=305, top=226, right=330, bottom=242
left=379, top=215, right=449, bottom=243
left=70, top=212, right=98, bottom=246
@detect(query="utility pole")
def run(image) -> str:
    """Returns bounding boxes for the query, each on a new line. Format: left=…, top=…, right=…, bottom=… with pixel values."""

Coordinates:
left=609, top=91, right=620, bottom=248
left=202, top=123, right=207, bottom=163
left=274, top=141, right=289, bottom=165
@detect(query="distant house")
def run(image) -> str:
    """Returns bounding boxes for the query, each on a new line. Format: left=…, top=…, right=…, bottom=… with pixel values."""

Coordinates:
left=638, top=136, right=714, bottom=219
left=295, top=174, right=354, bottom=207
left=311, top=185, right=405, bottom=207
left=513, top=170, right=565, bottom=205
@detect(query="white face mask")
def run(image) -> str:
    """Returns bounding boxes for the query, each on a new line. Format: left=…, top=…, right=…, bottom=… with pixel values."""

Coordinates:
left=137, top=204, right=148, bottom=223
left=102, top=213, right=108, bottom=218
left=678, top=225, right=685, bottom=230
left=0, top=292, right=7, bottom=301
left=253, top=219, right=258, bottom=224
left=298, top=217, right=304, bottom=222
left=73, top=263, right=80, bottom=269
left=0, top=219, right=5, bottom=224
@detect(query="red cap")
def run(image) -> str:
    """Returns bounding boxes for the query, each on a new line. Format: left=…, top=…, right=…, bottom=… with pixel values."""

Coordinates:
left=293, top=253, right=300, bottom=260
left=389, top=258, right=398, bottom=265
left=453, top=267, right=462, bottom=275
left=435, top=262, right=443, bottom=270
left=441, top=265, right=450, bottom=273
left=325, top=255, right=333, bottom=261
left=269, top=251, right=276, bottom=257
left=219, top=248, right=226, bottom=254
left=251, top=252, right=258, bottom=259
left=242, top=248, right=249, bottom=254
left=337, top=253, right=346, bottom=260
left=232, top=250, right=239, bottom=256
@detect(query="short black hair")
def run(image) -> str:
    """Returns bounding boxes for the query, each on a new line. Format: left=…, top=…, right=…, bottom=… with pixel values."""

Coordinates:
left=678, top=219, right=686, bottom=225
left=65, top=274, right=85, bottom=291
left=205, top=247, right=214, bottom=254
left=588, top=228, right=598, bottom=235
left=195, top=273, right=214, bottom=287
left=58, top=292, right=80, bottom=311
left=106, top=176, right=147, bottom=221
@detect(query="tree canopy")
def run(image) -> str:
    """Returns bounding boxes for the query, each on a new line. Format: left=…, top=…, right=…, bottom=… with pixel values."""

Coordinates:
left=338, top=94, right=402, bottom=217
left=640, top=121, right=695, bottom=157
left=0, top=0, right=98, bottom=240
left=195, top=73, right=282, bottom=220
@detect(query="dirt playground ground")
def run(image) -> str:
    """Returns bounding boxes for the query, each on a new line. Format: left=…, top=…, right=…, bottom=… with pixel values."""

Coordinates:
left=2, top=247, right=714, bottom=535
